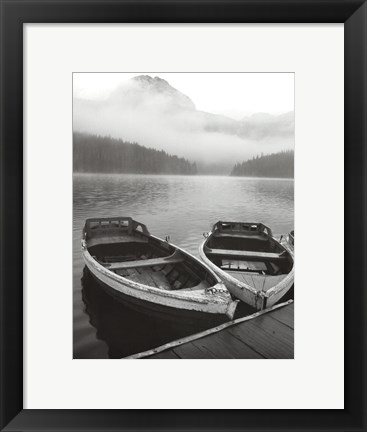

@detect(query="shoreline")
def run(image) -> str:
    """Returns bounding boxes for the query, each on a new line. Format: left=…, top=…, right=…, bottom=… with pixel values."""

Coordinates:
left=73, top=172, right=294, bottom=180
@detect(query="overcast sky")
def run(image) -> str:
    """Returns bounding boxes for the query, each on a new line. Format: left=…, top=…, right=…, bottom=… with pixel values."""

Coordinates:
left=73, top=72, right=294, bottom=120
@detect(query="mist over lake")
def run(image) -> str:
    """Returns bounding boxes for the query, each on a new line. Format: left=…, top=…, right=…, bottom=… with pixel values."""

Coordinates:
left=74, top=74, right=294, bottom=173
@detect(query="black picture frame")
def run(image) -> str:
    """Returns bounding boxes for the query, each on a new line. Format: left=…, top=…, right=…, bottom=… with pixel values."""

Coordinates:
left=1, top=1, right=366, bottom=430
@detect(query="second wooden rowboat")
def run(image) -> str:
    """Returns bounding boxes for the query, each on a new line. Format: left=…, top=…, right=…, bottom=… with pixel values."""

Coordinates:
left=199, top=221, right=294, bottom=310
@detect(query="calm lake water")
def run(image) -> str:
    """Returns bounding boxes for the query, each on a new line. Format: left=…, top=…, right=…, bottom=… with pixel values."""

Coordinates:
left=73, top=174, right=294, bottom=358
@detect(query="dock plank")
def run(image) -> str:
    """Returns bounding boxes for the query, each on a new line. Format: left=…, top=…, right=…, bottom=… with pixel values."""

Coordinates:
left=228, top=316, right=293, bottom=359
left=267, top=302, right=294, bottom=329
left=172, top=342, right=217, bottom=359
left=192, top=330, right=264, bottom=359
left=126, top=301, right=294, bottom=360
left=149, top=350, right=181, bottom=359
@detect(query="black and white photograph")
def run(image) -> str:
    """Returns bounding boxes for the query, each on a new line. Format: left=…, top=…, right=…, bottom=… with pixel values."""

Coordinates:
left=73, top=72, right=295, bottom=359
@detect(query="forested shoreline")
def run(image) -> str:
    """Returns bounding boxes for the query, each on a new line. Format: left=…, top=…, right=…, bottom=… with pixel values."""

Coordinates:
left=73, top=132, right=294, bottom=178
left=73, top=132, right=197, bottom=175
left=231, top=150, right=294, bottom=178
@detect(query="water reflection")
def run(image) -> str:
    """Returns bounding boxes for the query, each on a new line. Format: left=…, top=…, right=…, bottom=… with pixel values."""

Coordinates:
left=80, top=268, right=232, bottom=359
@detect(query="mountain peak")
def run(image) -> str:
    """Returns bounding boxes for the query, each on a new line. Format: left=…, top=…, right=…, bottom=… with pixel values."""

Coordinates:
left=127, top=75, right=195, bottom=110
left=131, top=75, right=155, bottom=85
left=132, top=75, right=167, bottom=84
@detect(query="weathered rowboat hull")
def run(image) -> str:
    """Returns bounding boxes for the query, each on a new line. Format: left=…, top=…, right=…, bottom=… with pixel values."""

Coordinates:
left=199, top=221, right=294, bottom=310
left=83, top=269, right=233, bottom=326
left=82, top=217, right=238, bottom=320
left=83, top=250, right=237, bottom=318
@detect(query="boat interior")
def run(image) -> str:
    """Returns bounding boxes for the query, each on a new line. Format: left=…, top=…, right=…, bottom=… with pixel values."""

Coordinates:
left=84, top=217, right=216, bottom=292
left=204, top=222, right=293, bottom=290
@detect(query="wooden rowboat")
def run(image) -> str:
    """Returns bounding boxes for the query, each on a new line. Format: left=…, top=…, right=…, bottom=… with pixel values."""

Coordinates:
left=81, top=217, right=238, bottom=320
left=199, top=221, right=294, bottom=310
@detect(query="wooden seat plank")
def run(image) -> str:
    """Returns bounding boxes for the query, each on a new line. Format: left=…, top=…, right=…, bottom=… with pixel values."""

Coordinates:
left=214, top=233, right=268, bottom=241
left=207, top=248, right=284, bottom=260
left=89, top=234, right=148, bottom=245
left=262, top=275, right=287, bottom=291
left=105, top=254, right=184, bottom=271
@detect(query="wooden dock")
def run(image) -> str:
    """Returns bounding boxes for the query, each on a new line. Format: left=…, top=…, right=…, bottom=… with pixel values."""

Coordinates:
left=126, top=300, right=294, bottom=359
